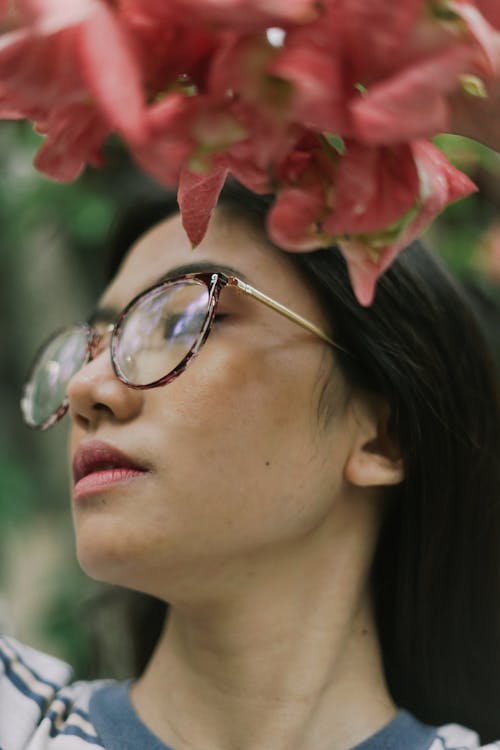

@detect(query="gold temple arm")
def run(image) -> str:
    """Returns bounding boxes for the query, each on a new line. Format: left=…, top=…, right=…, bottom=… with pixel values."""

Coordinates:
left=228, top=278, right=349, bottom=355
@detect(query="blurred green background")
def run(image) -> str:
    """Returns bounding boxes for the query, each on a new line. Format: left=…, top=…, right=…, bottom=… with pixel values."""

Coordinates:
left=1, top=121, right=499, bottom=678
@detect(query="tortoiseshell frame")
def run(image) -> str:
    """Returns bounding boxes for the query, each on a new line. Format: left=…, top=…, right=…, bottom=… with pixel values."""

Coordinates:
left=22, top=271, right=347, bottom=431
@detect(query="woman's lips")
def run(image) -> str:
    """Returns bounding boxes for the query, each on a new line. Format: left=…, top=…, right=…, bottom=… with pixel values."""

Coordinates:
left=72, top=440, right=149, bottom=500
left=73, top=467, right=147, bottom=500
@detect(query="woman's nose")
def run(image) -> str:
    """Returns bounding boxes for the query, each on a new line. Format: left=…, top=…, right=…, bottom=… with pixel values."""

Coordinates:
left=66, top=343, right=143, bottom=430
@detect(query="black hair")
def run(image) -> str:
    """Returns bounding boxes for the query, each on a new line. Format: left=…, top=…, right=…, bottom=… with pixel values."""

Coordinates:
left=96, top=180, right=500, bottom=742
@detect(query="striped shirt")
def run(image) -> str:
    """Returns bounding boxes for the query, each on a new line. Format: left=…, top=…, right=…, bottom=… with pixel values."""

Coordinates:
left=1, top=635, right=499, bottom=750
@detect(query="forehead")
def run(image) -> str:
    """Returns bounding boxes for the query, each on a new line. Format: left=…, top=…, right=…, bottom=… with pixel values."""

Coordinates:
left=101, top=208, right=319, bottom=314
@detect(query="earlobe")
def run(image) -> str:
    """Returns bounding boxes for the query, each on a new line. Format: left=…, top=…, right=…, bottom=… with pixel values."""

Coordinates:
left=342, top=397, right=405, bottom=488
left=343, top=449, right=404, bottom=488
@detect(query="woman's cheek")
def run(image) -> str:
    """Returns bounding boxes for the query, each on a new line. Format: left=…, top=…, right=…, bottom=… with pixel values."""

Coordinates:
left=143, top=333, right=272, bottom=427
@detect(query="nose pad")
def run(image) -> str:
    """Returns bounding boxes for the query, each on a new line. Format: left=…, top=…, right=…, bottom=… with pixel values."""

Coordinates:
left=88, top=324, right=114, bottom=361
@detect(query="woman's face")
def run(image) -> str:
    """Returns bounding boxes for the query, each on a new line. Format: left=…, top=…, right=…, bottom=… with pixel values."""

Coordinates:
left=67, top=209, right=365, bottom=601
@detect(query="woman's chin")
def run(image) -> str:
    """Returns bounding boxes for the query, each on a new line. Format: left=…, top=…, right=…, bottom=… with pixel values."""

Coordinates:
left=73, top=520, right=151, bottom=587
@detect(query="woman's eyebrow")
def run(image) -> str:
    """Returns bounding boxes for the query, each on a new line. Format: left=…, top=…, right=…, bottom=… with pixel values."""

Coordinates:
left=87, top=262, right=251, bottom=325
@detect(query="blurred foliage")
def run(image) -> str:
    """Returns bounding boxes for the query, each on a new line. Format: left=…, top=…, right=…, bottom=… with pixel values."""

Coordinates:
left=429, top=134, right=500, bottom=277
left=0, top=120, right=499, bottom=675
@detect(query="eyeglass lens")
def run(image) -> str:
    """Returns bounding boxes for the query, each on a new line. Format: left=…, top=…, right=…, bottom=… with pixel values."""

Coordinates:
left=114, top=281, right=210, bottom=385
left=21, top=280, right=211, bottom=429
left=21, top=325, right=91, bottom=428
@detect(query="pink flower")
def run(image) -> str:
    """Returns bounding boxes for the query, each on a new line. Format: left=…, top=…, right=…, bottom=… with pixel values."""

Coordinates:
left=337, top=141, right=478, bottom=306
left=0, top=0, right=494, bottom=306
left=255, top=1, right=422, bottom=138
left=267, top=0, right=500, bottom=146
left=266, top=137, right=420, bottom=249
left=0, top=0, right=144, bottom=179
left=265, top=137, right=476, bottom=306
left=351, top=1, right=500, bottom=145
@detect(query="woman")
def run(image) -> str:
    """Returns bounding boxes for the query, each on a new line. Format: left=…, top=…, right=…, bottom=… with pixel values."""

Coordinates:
left=2, top=179, right=500, bottom=750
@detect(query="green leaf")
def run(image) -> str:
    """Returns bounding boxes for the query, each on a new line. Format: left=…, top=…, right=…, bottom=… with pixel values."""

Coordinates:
left=324, top=133, right=346, bottom=155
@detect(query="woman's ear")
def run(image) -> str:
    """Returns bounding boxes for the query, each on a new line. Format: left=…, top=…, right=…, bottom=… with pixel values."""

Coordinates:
left=343, top=395, right=404, bottom=488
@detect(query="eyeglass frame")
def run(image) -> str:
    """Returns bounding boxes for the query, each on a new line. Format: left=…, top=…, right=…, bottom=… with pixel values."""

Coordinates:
left=22, top=270, right=348, bottom=431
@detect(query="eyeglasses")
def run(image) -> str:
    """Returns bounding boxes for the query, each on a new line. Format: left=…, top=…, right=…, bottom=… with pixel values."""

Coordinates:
left=21, top=271, right=346, bottom=431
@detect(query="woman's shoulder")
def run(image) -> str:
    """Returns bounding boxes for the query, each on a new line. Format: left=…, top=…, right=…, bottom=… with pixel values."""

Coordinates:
left=0, top=634, right=110, bottom=749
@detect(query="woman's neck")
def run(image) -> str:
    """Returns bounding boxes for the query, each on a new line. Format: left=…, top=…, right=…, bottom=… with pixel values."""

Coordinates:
left=130, top=510, right=396, bottom=750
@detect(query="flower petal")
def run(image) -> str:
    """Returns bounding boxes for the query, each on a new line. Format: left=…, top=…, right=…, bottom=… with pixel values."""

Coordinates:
left=178, top=163, right=229, bottom=247
left=0, top=25, right=83, bottom=113
left=338, top=140, right=478, bottom=306
left=336, top=238, right=391, bottom=307
left=406, top=138, right=479, bottom=236
left=336, top=0, right=423, bottom=81
left=268, top=42, right=347, bottom=133
left=78, top=2, right=145, bottom=142
left=33, top=101, right=107, bottom=181
left=266, top=182, right=327, bottom=250
left=323, top=142, right=420, bottom=235
left=351, top=43, right=476, bottom=145
left=130, top=94, right=197, bottom=187
left=118, top=1, right=215, bottom=97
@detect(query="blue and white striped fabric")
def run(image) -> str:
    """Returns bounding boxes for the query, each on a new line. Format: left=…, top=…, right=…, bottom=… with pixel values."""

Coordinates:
left=0, top=635, right=107, bottom=749
left=1, top=634, right=499, bottom=750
